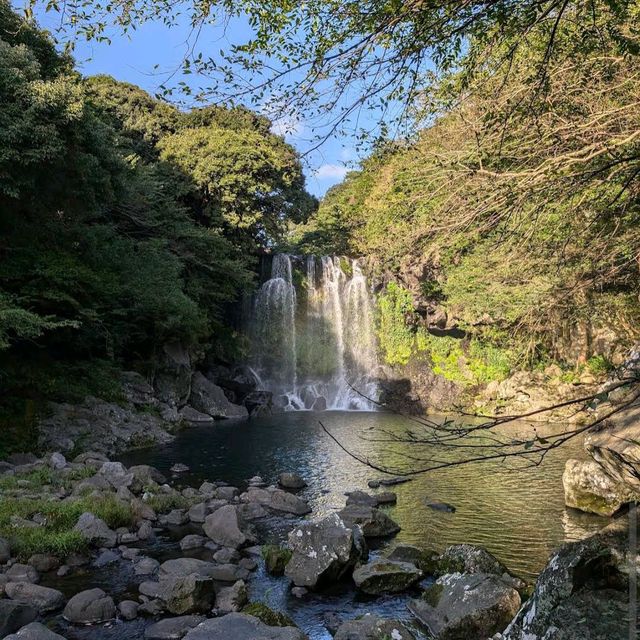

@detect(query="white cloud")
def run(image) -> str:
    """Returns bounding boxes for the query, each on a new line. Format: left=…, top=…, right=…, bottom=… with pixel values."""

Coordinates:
left=314, top=164, right=348, bottom=180
left=270, top=113, right=306, bottom=138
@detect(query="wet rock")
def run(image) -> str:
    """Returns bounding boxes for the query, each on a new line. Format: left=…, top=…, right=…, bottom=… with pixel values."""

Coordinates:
left=5, top=582, right=65, bottom=613
left=179, top=406, right=215, bottom=424
left=244, top=391, right=273, bottom=416
left=0, top=537, right=10, bottom=563
left=6, top=564, right=39, bottom=584
left=352, top=559, right=422, bottom=594
left=138, top=599, right=165, bottom=616
left=262, top=545, right=292, bottom=576
left=73, top=512, right=117, bottom=548
left=278, top=473, right=307, bottom=490
left=135, top=556, right=160, bottom=576
left=158, top=575, right=215, bottom=615
left=213, top=547, right=240, bottom=564
left=563, top=458, right=633, bottom=516
left=4, top=622, right=67, bottom=640
left=93, top=549, right=120, bottom=567
left=183, top=613, right=306, bottom=640
left=409, top=573, right=521, bottom=640
left=159, top=558, right=218, bottom=579
left=211, top=563, right=249, bottom=583
left=345, top=491, right=396, bottom=507
left=56, top=565, right=71, bottom=578
left=242, top=603, right=297, bottom=628
left=291, top=587, right=307, bottom=599
left=386, top=544, right=438, bottom=574
left=323, top=612, right=342, bottom=635
left=242, top=487, right=311, bottom=515
left=189, top=372, right=248, bottom=419
left=334, top=614, right=415, bottom=640
left=367, top=477, right=411, bottom=488
left=49, top=453, right=67, bottom=470
left=0, top=601, right=38, bottom=637
left=203, top=505, right=255, bottom=549
left=285, top=513, right=367, bottom=589
left=170, top=463, right=190, bottom=474
left=118, top=600, right=139, bottom=620
left=145, top=615, right=205, bottom=640
left=63, top=588, right=116, bottom=624
left=435, top=544, right=510, bottom=577
left=179, top=534, right=207, bottom=551
left=216, top=580, right=248, bottom=613
left=337, top=504, right=400, bottom=538
left=426, top=502, right=456, bottom=513
left=161, top=509, right=189, bottom=526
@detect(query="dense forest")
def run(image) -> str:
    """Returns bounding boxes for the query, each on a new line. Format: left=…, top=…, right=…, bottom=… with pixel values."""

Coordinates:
left=0, top=1, right=315, bottom=436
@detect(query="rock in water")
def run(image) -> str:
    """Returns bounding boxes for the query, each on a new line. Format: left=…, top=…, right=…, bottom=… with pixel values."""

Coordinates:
left=562, top=458, right=633, bottom=516
left=183, top=613, right=306, bottom=640
left=4, top=583, right=65, bottom=614
left=352, top=559, right=422, bottom=594
left=63, top=588, right=116, bottom=624
left=0, top=601, right=38, bottom=637
left=409, top=573, right=521, bottom=640
left=434, top=544, right=511, bottom=577
left=337, top=504, right=400, bottom=538
left=278, top=473, right=307, bottom=490
left=202, top=505, right=255, bottom=549
left=144, top=615, right=205, bottom=640
left=334, top=614, right=415, bottom=640
left=285, top=513, right=367, bottom=589
left=4, top=622, right=67, bottom=640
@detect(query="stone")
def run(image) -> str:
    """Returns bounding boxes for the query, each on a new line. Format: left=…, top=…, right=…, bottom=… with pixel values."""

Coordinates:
left=138, top=521, right=156, bottom=540
left=203, top=505, right=255, bottom=549
left=334, top=614, right=415, bottom=640
left=337, top=504, right=400, bottom=538
left=144, top=615, right=205, bottom=640
left=93, top=549, right=120, bottom=567
left=49, top=453, right=67, bottom=470
left=216, top=580, right=248, bottom=613
left=278, top=473, right=307, bottom=490
left=0, top=536, right=10, bottom=563
left=56, top=565, right=71, bottom=577
left=183, top=613, right=306, bottom=640
left=285, top=513, right=367, bottom=589
left=161, top=509, right=189, bottom=526
left=73, top=512, right=117, bottom=548
left=138, top=599, right=165, bottom=617
left=345, top=490, right=396, bottom=507
left=211, top=563, right=249, bottom=583
left=0, top=601, right=38, bottom=637
left=323, top=612, right=341, bottom=635
left=262, top=545, right=292, bottom=576
left=291, top=587, right=307, bottom=599
left=242, top=487, right=311, bottom=515
left=189, top=372, right=248, bottom=419
left=118, top=600, right=139, bottom=620
left=154, top=341, right=192, bottom=406
left=215, top=485, right=239, bottom=501
left=180, top=534, right=207, bottom=551
left=179, top=406, right=215, bottom=424
left=4, top=622, right=67, bottom=640
left=213, top=547, right=240, bottom=564
left=135, top=556, right=160, bottom=575
left=159, top=558, right=218, bottom=579
left=63, top=588, right=116, bottom=624
left=386, top=544, right=438, bottom=573
left=129, top=464, right=167, bottom=489
left=158, top=575, right=215, bottom=615
left=563, top=458, right=633, bottom=516
left=98, top=461, right=134, bottom=488
left=409, top=573, right=521, bottom=640
left=170, top=463, right=190, bottom=474
left=6, top=564, right=39, bottom=584
left=187, top=502, right=208, bottom=523
left=5, top=583, right=65, bottom=613
left=434, top=544, right=510, bottom=577
left=352, top=559, right=422, bottom=594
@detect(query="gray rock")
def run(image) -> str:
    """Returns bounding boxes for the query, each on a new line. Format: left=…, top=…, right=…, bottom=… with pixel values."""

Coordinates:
left=73, top=512, right=117, bottom=548
left=278, top=473, right=307, bottom=490
left=242, top=487, right=311, bottom=515
left=0, top=536, right=10, bottom=563
left=63, top=588, right=116, bottom=624
left=161, top=509, right=189, bottom=526
left=129, top=465, right=167, bottom=490
left=562, top=458, right=633, bottom=516
left=210, top=563, right=249, bottom=582
left=5, top=582, right=65, bottom=613
left=337, top=504, right=400, bottom=538
left=118, top=600, right=139, bottom=620
left=215, top=580, right=248, bottom=613
left=98, top=462, right=133, bottom=489
left=285, top=513, right=367, bottom=589
left=170, top=464, right=190, bottom=474
left=144, top=615, right=205, bottom=640
left=345, top=491, right=396, bottom=507
left=138, top=599, right=165, bottom=617
left=6, top=564, right=39, bottom=584
left=386, top=544, right=438, bottom=573
left=213, top=547, right=240, bottom=564
left=158, top=575, right=215, bottom=615
left=159, top=558, right=218, bottom=579
left=0, top=601, right=38, bottom=637
left=93, top=549, right=120, bottom=567
left=435, top=544, right=510, bottom=577
left=183, top=613, right=306, bottom=640
left=179, top=406, right=215, bottom=424
left=215, top=485, right=239, bottom=501
left=138, top=520, right=156, bottom=540
left=49, top=453, right=67, bottom=470
left=189, top=372, right=248, bottom=419
left=135, top=556, right=160, bottom=575
left=352, top=559, right=422, bottom=594
left=409, top=573, right=521, bottom=640
left=154, top=341, right=192, bottom=406
left=203, top=505, right=255, bottom=549
left=4, top=622, right=67, bottom=640
left=179, top=535, right=207, bottom=551
left=334, top=614, right=415, bottom=640
left=187, top=503, right=208, bottom=523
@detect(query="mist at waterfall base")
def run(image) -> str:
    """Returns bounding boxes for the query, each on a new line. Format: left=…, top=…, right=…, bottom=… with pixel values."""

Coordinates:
left=249, top=254, right=380, bottom=411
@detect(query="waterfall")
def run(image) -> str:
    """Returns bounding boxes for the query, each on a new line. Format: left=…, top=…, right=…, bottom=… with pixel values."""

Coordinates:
left=250, top=254, right=379, bottom=411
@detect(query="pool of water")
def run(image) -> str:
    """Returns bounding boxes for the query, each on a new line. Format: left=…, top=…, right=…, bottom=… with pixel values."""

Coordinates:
left=46, top=410, right=607, bottom=640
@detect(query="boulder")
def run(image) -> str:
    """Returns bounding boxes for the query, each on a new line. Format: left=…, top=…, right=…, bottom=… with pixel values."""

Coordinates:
left=179, top=406, right=215, bottom=424
left=73, top=512, right=117, bottom=548
left=278, top=473, right=307, bottom=490
left=144, top=615, right=205, bottom=640
left=159, top=558, right=218, bottom=579
left=337, top=504, right=400, bottom=538
left=6, top=564, right=39, bottom=584
left=563, top=458, right=633, bottom=516
left=63, top=588, right=116, bottom=624
left=28, top=553, right=60, bottom=573
left=262, top=545, right=292, bottom=576
left=409, top=573, right=521, bottom=640
left=334, top=614, right=415, bottom=640
left=0, top=601, right=38, bottom=637
left=118, top=600, right=139, bottom=620
left=129, top=464, right=167, bottom=489
left=434, top=544, right=510, bottom=577
left=244, top=391, right=273, bottom=416
left=189, top=372, right=248, bottom=419
left=352, top=559, right=422, bottom=594
left=183, top=613, right=306, bottom=640
left=4, top=622, right=67, bottom=640
left=179, top=534, right=207, bottom=551
left=285, top=513, right=367, bottom=589
left=215, top=580, right=248, bottom=613
left=5, top=583, right=65, bottom=614
left=267, top=489, right=311, bottom=515
left=157, top=575, right=216, bottom=615
left=345, top=491, right=396, bottom=507
left=135, top=556, right=160, bottom=575
left=154, top=341, right=192, bottom=406
left=203, top=505, right=255, bottom=549
left=502, top=516, right=634, bottom=640
left=49, top=452, right=67, bottom=470
left=386, top=544, right=438, bottom=573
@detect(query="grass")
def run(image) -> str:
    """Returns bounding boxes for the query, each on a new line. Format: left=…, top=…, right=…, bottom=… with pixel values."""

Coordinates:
left=144, top=493, right=194, bottom=513
left=0, top=466, right=96, bottom=492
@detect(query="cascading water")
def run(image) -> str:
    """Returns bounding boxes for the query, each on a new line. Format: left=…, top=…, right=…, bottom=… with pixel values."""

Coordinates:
left=250, top=254, right=380, bottom=411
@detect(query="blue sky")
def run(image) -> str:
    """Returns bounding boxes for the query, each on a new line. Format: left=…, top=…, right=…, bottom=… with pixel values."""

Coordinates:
left=28, top=4, right=364, bottom=197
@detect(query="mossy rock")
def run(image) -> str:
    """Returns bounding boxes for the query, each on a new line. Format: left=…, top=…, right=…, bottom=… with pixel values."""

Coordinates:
left=261, top=544, right=292, bottom=576
left=421, top=582, right=444, bottom=607
left=242, top=602, right=296, bottom=628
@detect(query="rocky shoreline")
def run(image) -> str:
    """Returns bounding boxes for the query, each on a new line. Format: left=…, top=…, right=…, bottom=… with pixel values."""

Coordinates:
left=0, top=446, right=636, bottom=640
